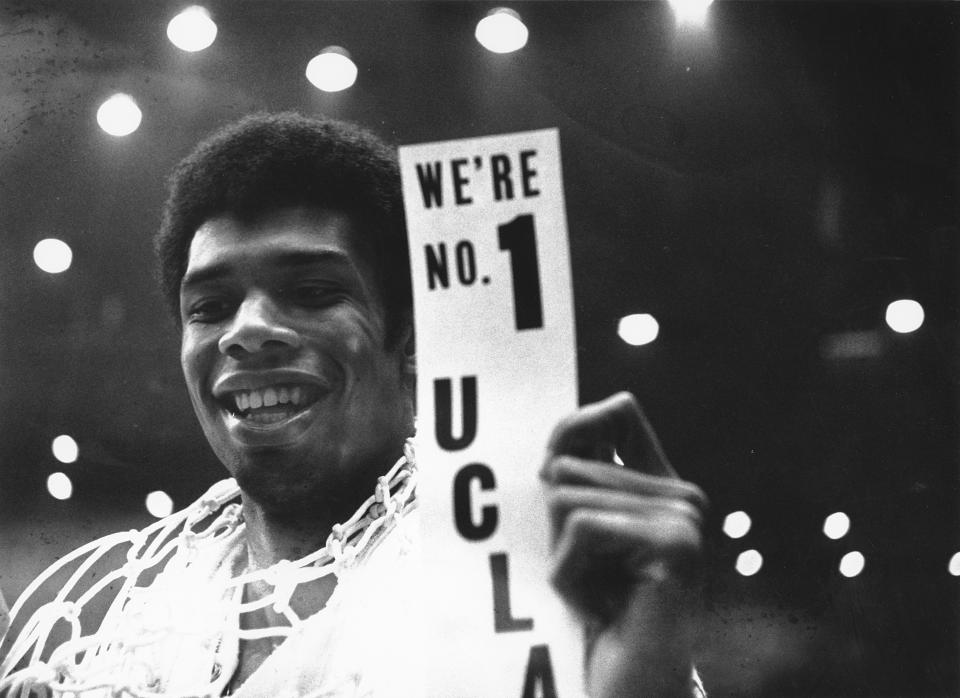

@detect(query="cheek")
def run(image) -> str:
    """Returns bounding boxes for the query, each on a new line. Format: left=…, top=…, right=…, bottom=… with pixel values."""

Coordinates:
left=180, top=335, right=213, bottom=405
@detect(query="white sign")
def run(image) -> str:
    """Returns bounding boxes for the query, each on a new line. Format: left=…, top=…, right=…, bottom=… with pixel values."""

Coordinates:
left=400, top=129, right=584, bottom=697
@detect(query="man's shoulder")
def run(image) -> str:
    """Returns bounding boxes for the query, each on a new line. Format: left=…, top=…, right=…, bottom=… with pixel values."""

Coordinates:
left=0, top=479, right=242, bottom=680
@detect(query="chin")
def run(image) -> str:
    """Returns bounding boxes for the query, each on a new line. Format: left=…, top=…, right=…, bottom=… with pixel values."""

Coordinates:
left=228, top=447, right=376, bottom=524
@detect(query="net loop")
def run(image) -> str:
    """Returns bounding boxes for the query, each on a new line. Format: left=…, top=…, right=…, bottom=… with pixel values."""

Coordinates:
left=0, top=439, right=418, bottom=697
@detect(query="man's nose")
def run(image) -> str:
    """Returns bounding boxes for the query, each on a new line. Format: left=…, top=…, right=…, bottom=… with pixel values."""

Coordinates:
left=218, top=293, right=301, bottom=357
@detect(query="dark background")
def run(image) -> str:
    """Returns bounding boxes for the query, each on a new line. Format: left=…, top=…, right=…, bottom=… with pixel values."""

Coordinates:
left=0, top=2, right=956, bottom=695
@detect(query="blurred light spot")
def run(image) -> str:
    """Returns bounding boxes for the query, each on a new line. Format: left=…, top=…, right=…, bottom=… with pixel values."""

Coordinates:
left=97, top=94, right=142, bottom=137
left=735, top=549, right=763, bottom=576
left=167, top=6, right=217, bottom=52
left=949, top=552, right=960, bottom=577
left=722, top=511, right=751, bottom=539
left=839, top=551, right=865, bottom=578
left=885, top=299, right=924, bottom=334
left=47, top=472, right=73, bottom=500
left=618, top=313, right=660, bottom=346
left=52, top=435, right=78, bottom=464
left=145, top=491, right=174, bottom=518
left=823, top=512, right=850, bottom=540
left=306, top=47, right=357, bottom=92
left=33, top=238, right=73, bottom=274
left=475, top=8, right=528, bottom=53
left=100, top=295, right=127, bottom=326
left=669, top=0, right=714, bottom=27
left=819, top=330, right=883, bottom=360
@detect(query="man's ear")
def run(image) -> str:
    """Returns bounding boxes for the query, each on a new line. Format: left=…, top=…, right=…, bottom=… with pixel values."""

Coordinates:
left=396, top=312, right=416, bottom=376
left=402, top=324, right=416, bottom=376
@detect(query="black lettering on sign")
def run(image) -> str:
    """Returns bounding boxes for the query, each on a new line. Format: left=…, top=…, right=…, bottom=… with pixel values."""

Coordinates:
left=433, top=376, right=478, bottom=450
left=519, top=150, right=540, bottom=198
left=416, top=161, right=443, bottom=208
left=520, top=645, right=558, bottom=698
left=490, top=552, right=534, bottom=632
left=453, top=464, right=498, bottom=540
left=498, top=214, right=544, bottom=330
left=452, top=158, right=473, bottom=205
left=425, top=243, right=449, bottom=290
left=455, top=241, right=477, bottom=285
left=491, top=153, right=514, bottom=201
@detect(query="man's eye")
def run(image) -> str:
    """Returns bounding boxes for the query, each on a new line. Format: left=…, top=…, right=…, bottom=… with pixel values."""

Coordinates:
left=187, top=299, right=232, bottom=322
left=289, top=284, right=340, bottom=306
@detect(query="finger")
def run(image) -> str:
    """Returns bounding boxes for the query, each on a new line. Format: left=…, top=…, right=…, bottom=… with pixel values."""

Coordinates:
left=546, top=392, right=676, bottom=477
left=546, top=486, right=704, bottom=545
left=549, top=508, right=702, bottom=623
left=541, top=456, right=709, bottom=513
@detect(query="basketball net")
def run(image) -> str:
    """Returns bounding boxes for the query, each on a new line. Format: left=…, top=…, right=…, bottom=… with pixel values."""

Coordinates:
left=0, top=440, right=418, bottom=697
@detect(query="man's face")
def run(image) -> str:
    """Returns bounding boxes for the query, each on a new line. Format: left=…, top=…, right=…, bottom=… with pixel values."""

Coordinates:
left=179, top=206, right=413, bottom=517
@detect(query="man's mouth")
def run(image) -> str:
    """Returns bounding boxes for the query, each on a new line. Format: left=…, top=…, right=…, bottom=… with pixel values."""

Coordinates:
left=219, top=383, right=323, bottom=425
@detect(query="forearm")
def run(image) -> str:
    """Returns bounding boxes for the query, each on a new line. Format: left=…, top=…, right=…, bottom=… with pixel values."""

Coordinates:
left=585, top=577, right=702, bottom=697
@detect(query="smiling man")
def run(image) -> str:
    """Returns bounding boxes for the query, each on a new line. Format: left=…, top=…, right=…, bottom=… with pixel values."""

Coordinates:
left=1, top=113, right=707, bottom=697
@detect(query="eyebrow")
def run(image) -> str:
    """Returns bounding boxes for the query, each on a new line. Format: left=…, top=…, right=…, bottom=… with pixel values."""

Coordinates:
left=181, top=249, right=353, bottom=290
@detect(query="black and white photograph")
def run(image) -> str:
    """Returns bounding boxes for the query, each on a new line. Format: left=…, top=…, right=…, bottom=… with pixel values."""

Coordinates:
left=0, top=2, right=956, bottom=696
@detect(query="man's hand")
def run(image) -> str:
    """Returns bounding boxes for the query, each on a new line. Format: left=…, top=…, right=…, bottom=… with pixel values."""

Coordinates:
left=542, top=392, right=707, bottom=698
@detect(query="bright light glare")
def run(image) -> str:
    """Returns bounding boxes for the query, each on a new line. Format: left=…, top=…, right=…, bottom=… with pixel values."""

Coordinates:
left=145, top=490, right=174, bottom=519
left=669, top=0, right=714, bottom=27
left=885, top=299, right=924, bottom=334
left=52, top=435, right=78, bottom=464
left=618, top=313, right=660, bottom=346
left=167, top=6, right=217, bottom=52
left=722, top=511, right=751, bottom=539
left=306, top=48, right=358, bottom=92
left=33, top=238, right=73, bottom=274
left=949, top=552, right=960, bottom=577
left=96, top=93, right=142, bottom=137
left=475, top=8, right=528, bottom=54
left=47, top=472, right=73, bottom=500
left=823, top=512, right=851, bottom=540
left=839, top=551, right=865, bottom=578
left=735, top=549, right=763, bottom=576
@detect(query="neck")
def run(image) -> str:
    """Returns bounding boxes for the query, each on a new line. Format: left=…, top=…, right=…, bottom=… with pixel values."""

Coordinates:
left=240, top=498, right=337, bottom=570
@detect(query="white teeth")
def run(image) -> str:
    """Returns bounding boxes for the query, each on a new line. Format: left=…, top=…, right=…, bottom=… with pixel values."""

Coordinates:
left=263, top=387, right=278, bottom=407
left=228, top=384, right=314, bottom=415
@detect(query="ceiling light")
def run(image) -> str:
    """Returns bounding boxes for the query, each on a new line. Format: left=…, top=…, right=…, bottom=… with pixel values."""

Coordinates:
left=33, top=238, right=73, bottom=274
left=885, top=299, right=924, bottom=334
left=306, top=47, right=358, bottom=92
left=167, top=6, right=217, bottom=52
left=52, top=435, right=78, bottom=464
left=96, top=93, right=142, bottom=137
left=618, top=313, right=660, bottom=346
left=475, top=8, right=528, bottom=54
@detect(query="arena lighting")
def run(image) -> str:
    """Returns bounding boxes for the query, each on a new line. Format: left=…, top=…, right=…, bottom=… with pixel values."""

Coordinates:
left=823, top=511, right=851, bottom=540
left=166, top=6, right=217, bottom=52
left=949, top=552, right=960, bottom=577
left=735, top=549, right=763, bottom=576
left=145, top=491, right=174, bottom=519
left=722, top=511, right=751, bottom=539
left=475, top=7, right=529, bottom=54
left=885, top=299, right=924, bottom=334
left=839, top=551, right=865, bottom=578
left=51, top=435, right=78, bottom=464
left=305, top=47, right=358, bottom=92
left=669, top=0, right=715, bottom=27
left=33, top=238, right=73, bottom=274
left=96, top=93, right=142, bottom=137
left=46, top=472, right=73, bottom=501
left=617, top=313, right=660, bottom=346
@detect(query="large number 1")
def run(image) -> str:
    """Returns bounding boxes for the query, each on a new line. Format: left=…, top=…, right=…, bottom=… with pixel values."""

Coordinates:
left=497, top=214, right=544, bottom=331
